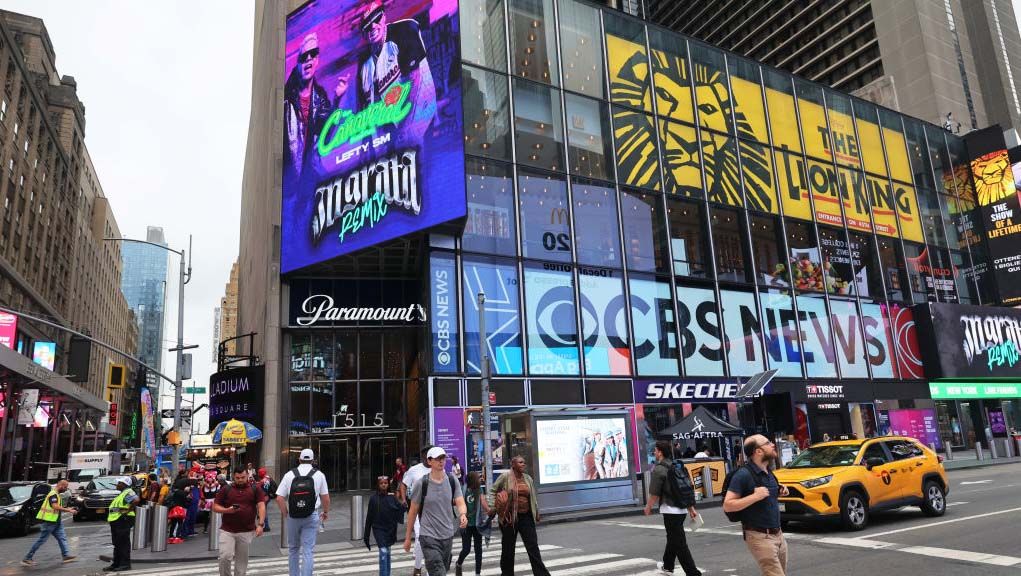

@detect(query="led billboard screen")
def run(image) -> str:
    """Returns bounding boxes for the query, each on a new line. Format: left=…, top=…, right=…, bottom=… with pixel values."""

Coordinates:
left=282, top=0, right=465, bottom=273
left=0, top=312, right=16, bottom=349
left=535, top=416, right=630, bottom=484
left=32, top=341, right=56, bottom=371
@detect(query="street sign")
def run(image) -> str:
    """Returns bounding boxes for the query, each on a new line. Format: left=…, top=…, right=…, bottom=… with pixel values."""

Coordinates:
left=184, top=387, right=206, bottom=395
left=160, top=409, right=192, bottom=419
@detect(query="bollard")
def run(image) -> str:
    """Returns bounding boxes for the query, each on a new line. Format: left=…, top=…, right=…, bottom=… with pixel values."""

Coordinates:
left=208, top=511, right=222, bottom=551
left=1004, top=438, right=1014, bottom=458
left=944, top=442, right=953, bottom=462
left=150, top=505, right=168, bottom=553
left=132, top=505, right=149, bottom=550
left=350, top=494, right=364, bottom=540
left=976, top=442, right=984, bottom=461
left=928, top=442, right=937, bottom=454
left=702, top=466, right=714, bottom=499
left=990, top=438, right=999, bottom=459
left=1016, top=437, right=1021, bottom=458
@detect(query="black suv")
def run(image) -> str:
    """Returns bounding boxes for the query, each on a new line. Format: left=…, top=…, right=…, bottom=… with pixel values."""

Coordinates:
left=72, top=476, right=127, bottom=522
left=0, top=482, right=49, bottom=536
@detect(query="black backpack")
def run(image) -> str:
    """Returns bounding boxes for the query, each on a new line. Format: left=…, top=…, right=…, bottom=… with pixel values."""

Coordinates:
left=664, top=460, right=696, bottom=508
left=721, top=463, right=766, bottom=523
left=418, top=473, right=458, bottom=516
left=287, top=467, right=318, bottom=518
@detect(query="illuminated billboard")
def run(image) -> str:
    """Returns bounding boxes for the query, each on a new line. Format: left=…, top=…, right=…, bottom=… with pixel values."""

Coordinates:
left=32, top=341, right=56, bottom=371
left=282, top=0, right=465, bottom=273
left=535, top=416, right=630, bottom=484
left=0, top=312, right=16, bottom=349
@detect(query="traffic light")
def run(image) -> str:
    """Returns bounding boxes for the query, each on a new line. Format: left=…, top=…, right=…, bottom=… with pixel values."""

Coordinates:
left=166, top=430, right=182, bottom=446
left=108, top=364, right=126, bottom=389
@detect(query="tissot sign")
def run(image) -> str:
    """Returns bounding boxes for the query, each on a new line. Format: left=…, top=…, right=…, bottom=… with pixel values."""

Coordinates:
left=914, top=303, right=1021, bottom=378
left=281, top=0, right=465, bottom=273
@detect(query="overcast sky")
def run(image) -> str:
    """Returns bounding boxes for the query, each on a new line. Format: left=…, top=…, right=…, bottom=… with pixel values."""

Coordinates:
left=3, top=1, right=255, bottom=431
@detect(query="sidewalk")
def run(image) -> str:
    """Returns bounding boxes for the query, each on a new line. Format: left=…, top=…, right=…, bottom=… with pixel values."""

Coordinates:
left=942, top=451, right=1021, bottom=470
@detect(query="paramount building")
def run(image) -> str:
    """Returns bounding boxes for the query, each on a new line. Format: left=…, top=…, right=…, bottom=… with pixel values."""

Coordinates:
left=238, top=0, right=1021, bottom=507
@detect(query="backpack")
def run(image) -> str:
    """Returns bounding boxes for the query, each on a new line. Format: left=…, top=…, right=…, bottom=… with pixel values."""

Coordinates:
left=721, top=463, right=766, bottom=523
left=287, top=467, right=319, bottom=518
left=417, top=473, right=457, bottom=516
left=664, top=460, right=696, bottom=508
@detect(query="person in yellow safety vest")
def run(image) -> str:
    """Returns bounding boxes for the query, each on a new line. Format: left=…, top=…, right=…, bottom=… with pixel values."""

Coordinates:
left=21, top=479, right=79, bottom=566
left=104, top=477, right=139, bottom=572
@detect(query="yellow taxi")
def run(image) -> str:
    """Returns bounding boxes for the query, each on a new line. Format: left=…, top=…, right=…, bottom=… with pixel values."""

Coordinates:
left=773, top=436, right=949, bottom=530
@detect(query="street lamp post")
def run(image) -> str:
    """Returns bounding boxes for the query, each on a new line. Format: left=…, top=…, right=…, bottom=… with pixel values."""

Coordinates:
left=477, top=293, right=493, bottom=488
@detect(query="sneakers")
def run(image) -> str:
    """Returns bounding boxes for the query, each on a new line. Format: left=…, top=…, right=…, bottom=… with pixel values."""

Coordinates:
left=21, top=559, right=36, bottom=566
left=62, top=555, right=77, bottom=563
left=656, top=561, right=673, bottom=575
left=455, top=563, right=463, bottom=576
left=413, top=569, right=422, bottom=576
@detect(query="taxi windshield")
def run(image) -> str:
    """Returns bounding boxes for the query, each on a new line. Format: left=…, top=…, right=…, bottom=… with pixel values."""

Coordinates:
left=786, top=445, right=861, bottom=468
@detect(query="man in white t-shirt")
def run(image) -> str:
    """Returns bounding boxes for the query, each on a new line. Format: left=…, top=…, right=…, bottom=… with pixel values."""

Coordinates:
left=275, top=449, right=330, bottom=576
left=399, top=446, right=433, bottom=576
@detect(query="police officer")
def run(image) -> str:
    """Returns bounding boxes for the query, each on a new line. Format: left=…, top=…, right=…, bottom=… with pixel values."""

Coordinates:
left=105, top=476, right=139, bottom=572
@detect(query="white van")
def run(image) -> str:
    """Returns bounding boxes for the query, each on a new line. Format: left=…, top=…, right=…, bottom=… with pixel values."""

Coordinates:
left=67, top=451, right=120, bottom=491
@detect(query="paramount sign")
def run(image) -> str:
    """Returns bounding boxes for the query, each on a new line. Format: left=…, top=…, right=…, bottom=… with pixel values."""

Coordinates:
left=296, top=294, right=427, bottom=326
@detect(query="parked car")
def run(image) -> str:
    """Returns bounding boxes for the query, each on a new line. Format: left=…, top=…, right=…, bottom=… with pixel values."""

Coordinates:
left=72, top=476, right=128, bottom=522
left=0, top=482, right=49, bottom=536
left=774, top=436, right=949, bottom=530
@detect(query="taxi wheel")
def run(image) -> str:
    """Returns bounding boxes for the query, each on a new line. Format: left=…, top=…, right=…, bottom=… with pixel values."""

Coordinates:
left=921, top=481, right=946, bottom=517
left=839, top=490, right=869, bottom=531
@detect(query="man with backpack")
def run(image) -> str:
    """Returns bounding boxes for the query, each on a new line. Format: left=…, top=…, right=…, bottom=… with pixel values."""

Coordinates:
left=276, top=449, right=330, bottom=576
left=723, top=435, right=790, bottom=576
left=644, top=441, right=701, bottom=576
left=403, top=446, right=468, bottom=576
left=212, top=469, right=268, bottom=576
left=400, top=446, right=435, bottom=576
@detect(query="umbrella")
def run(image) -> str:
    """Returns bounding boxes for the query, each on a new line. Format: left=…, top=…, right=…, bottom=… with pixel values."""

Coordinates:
left=212, top=419, right=263, bottom=444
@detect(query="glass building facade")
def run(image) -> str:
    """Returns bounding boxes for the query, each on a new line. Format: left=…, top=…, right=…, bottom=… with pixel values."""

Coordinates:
left=282, top=0, right=1008, bottom=491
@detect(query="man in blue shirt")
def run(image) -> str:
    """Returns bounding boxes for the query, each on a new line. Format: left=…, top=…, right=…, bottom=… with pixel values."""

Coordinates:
left=723, top=435, right=790, bottom=576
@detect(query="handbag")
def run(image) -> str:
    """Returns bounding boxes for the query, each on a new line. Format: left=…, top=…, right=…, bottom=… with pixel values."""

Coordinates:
left=168, top=505, right=186, bottom=520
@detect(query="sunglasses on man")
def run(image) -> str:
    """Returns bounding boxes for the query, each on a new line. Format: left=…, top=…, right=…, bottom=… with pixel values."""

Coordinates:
left=299, top=48, right=319, bottom=63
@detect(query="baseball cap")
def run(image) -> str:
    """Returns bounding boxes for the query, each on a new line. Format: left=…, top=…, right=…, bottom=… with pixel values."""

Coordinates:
left=115, top=476, right=132, bottom=486
left=299, top=448, right=315, bottom=461
left=426, top=446, right=447, bottom=460
left=361, top=1, right=385, bottom=30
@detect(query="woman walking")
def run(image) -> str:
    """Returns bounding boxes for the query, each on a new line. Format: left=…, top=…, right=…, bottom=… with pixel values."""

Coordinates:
left=364, top=476, right=403, bottom=576
left=492, top=457, right=550, bottom=576
left=455, top=472, right=490, bottom=576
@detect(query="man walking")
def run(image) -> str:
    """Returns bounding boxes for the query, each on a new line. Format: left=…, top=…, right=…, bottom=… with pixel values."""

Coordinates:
left=723, top=435, right=791, bottom=576
left=400, top=446, right=434, bottom=576
left=21, top=479, right=78, bottom=566
left=403, top=447, right=468, bottom=576
left=213, top=469, right=268, bottom=576
left=104, top=477, right=139, bottom=572
left=645, top=441, right=700, bottom=576
left=276, top=449, right=330, bottom=576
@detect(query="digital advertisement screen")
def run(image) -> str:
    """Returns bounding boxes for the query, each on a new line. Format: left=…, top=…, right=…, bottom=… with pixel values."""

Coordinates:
left=281, top=0, right=466, bottom=273
left=0, top=312, right=17, bottom=349
left=535, top=416, right=630, bottom=484
left=209, top=365, right=265, bottom=428
left=887, top=408, right=940, bottom=450
left=32, top=342, right=56, bottom=371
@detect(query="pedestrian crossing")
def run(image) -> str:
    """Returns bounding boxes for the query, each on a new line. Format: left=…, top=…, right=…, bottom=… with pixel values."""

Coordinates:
left=113, top=539, right=663, bottom=576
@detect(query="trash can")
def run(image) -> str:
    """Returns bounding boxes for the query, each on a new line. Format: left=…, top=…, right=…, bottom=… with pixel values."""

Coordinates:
left=132, top=505, right=149, bottom=550
left=150, top=505, right=168, bottom=553
left=208, top=511, right=222, bottom=551
left=350, top=494, right=364, bottom=541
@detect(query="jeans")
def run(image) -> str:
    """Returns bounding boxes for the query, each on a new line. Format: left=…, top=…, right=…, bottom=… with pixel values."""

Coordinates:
left=662, top=514, right=701, bottom=575
left=25, top=520, right=69, bottom=560
left=500, top=513, right=549, bottom=576
left=286, top=509, right=320, bottom=576
left=378, top=545, right=392, bottom=576
left=110, top=516, right=135, bottom=568
left=419, top=534, right=453, bottom=576
left=218, top=530, right=255, bottom=576
left=457, top=526, right=483, bottom=575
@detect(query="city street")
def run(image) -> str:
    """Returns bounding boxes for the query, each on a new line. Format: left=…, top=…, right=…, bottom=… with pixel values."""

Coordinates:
left=0, top=463, right=1016, bottom=576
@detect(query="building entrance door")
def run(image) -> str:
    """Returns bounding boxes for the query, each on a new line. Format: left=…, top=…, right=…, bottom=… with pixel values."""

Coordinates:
left=361, top=436, right=399, bottom=489
left=317, top=439, right=353, bottom=493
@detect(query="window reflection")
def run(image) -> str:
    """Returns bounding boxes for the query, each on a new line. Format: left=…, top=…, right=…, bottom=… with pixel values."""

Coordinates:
left=464, top=158, right=516, bottom=255
left=559, top=0, right=603, bottom=97
left=462, top=66, right=511, bottom=158
left=621, top=189, right=669, bottom=274
left=667, top=198, right=710, bottom=278
left=565, top=93, right=612, bottom=180
left=509, top=0, right=558, bottom=85
left=459, top=0, right=507, bottom=71
left=518, top=170, right=570, bottom=261
left=572, top=179, right=620, bottom=267
left=513, top=78, right=565, bottom=171
left=710, top=207, right=751, bottom=283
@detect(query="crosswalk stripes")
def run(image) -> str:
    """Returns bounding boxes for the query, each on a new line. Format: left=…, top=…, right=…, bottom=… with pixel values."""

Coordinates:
left=117, top=539, right=662, bottom=576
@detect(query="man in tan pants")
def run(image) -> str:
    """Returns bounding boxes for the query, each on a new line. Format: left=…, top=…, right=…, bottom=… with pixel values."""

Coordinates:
left=213, top=469, right=268, bottom=576
left=723, top=435, right=790, bottom=576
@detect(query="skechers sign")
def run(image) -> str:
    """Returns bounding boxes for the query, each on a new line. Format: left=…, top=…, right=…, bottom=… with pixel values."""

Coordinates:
left=634, top=379, right=748, bottom=403
left=282, top=0, right=465, bottom=273
left=913, top=303, right=1021, bottom=378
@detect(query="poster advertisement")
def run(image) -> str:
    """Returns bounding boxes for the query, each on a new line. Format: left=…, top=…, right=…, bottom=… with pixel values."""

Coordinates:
left=432, top=407, right=467, bottom=476
left=535, top=416, right=629, bottom=484
left=209, top=366, right=265, bottom=428
left=17, top=389, right=39, bottom=426
left=32, top=342, right=56, bottom=371
left=282, top=0, right=465, bottom=273
left=913, top=303, right=1021, bottom=378
left=0, top=312, right=17, bottom=349
left=989, top=410, right=1007, bottom=437
left=140, top=387, right=156, bottom=459
left=887, top=408, right=940, bottom=450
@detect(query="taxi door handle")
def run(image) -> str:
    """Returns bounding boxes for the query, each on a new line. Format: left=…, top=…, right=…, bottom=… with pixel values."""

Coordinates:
left=914, top=462, right=923, bottom=467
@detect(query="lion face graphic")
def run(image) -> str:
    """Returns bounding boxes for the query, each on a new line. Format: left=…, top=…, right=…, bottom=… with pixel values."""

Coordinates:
left=971, top=150, right=1015, bottom=207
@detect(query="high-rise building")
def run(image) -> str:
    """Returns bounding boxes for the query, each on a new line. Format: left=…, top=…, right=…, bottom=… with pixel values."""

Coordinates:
left=218, top=260, right=239, bottom=360
left=120, top=226, right=168, bottom=383
left=646, top=0, right=1021, bottom=134
left=0, top=10, right=136, bottom=479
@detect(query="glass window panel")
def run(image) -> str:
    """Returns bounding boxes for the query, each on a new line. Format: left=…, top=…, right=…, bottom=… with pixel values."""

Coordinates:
left=508, top=0, right=558, bottom=85
left=464, top=157, right=516, bottom=255
left=524, top=262, right=579, bottom=374
left=648, top=28, right=694, bottom=124
left=818, top=225, right=855, bottom=296
left=929, top=247, right=958, bottom=303
left=703, top=132, right=743, bottom=207
left=794, top=79, right=828, bottom=161
left=676, top=284, right=724, bottom=376
left=621, top=189, right=669, bottom=274
left=947, top=136, right=975, bottom=202
left=829, top=298, right=869, bottom=379
left=749, top=214, right=788, bottom=288
left=459, top=0, right=507, bottom=71
left=903, top=241, right=936, bottom=302
left=849, top=231, right=883, bottom=298
left=629, top=274, right=680, bottom=375
left=289, top=383, right=310, bottom=436
left=659, top=118, right=702, bottom=198
left=361, top=333, right=382, bottom=378
left=531, top=379, right=583, bottom=404
left=565, top=93, right=613, bottom=181
left=727, top=56, right=768, bottom=144
left=925, top=125, right=951, bottom=192
left=894, top=181, right=925, bottom=244
left=824, top=90, right=861, bottom=169
left=383, top=332, right=405, bottom=379
left=514, top=79, right=565, bottom=171
left=359, top=381, right=382, bottom=427
left=720, top=288, right=764, bottom=376
left=758, top=289, right=804, bottom=377
left=463, top=257, right=524, bottom=374
left=942, top=193, right=971, bottom=251
left=785, top=219, right=824, bottom=292
left=968, top=241, right=997, bottom=304
left=334, top=381, right=357, bottom=424
left=918, top=188, right=948, bottom=248
left=613, top=106, right=661, bottom=190
left=311, top=333, right=334, bottom=380
left=877, top=236, right=909, bottom=301
left=860, top=301, right=896, bottom=378
left=462, top=66, right=511, bottom=159
left=335, top=332, right=357, bottom=380
left=605, top=11, right=652, bottom=112
left=558, top=0, right=604, bottom=98
left=775, top=149, right=813, bottom=221
left=667, top=197, right=711, bottom=278
left=430, top=252, right=459, bottom=373
left=384, top=381, right=406, bottom=430
left=903, top=118, right=935, bottom=189
left=879, top=108, right=913, bottom=184
left=951, top=250, right=977, bottom=304
left=710, top=207, right=751, bottom=283
left=763, top=68, right=801, bottom=154
left=310, top=382, right=334, bottom=433
left=852, top=100, right=889, bottom=177
left=578, top=273, right=630, bottom=376
left=795, top=294, right=837, bottom=378
left=740, top=140, right=778, bottom=214
left=572, top=179, right=621, bottom=267
left=688, top=42, right=732, bottom=134
left=518, top=169, right=570, bottom=261
left=289, top=334, right=310, bottom=382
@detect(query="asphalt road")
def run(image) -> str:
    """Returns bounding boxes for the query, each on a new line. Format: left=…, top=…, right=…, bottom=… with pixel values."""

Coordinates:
left=0, top=463, right=1018, bottom=575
